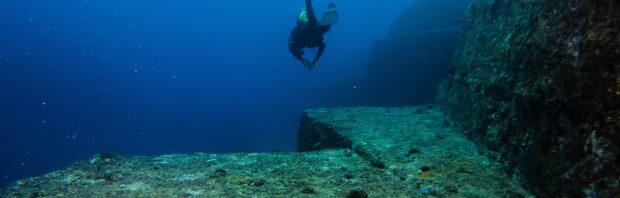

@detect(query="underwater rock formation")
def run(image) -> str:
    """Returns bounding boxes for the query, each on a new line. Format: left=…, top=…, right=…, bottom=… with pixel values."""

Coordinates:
left=363, top=30, right=459, bottom=106
left=360, top=0, right=469, bottom=106
left=437, top=0, right=619, bottom=197
left=387, top=0, right=471, bottom=37
left=1, top=107, right=532, bottom=197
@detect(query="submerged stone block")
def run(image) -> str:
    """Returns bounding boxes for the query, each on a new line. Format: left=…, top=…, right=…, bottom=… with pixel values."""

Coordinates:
left=353, top=0, right=469, bottom=106
left=299, top=106, right=460, bottom=169
left=2, top=106, right=533, bottom=197
left=362, top=30, right=460, bottom=105
left=437, top=0, right=620, bottom=196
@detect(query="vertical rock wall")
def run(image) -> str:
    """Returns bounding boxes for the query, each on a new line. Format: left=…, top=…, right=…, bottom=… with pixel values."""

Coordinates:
left=364, top=30, right=459, bottom=105
left=437, top=0, right=619, bottom=197
left=361, top=0, right=469, bottom=106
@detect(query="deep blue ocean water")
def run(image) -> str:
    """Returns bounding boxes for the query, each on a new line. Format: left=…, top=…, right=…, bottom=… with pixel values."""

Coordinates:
left=0, top=0, right=415, bottom=185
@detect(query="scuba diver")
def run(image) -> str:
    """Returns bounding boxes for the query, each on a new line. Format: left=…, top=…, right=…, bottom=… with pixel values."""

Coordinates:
left=289, top=0, right=339, bottom=70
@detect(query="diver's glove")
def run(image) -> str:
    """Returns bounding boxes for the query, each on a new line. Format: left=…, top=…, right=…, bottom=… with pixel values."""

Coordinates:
left=302, top=59, right=316, bottom=70
left=310, top=59, right=318, bottom=69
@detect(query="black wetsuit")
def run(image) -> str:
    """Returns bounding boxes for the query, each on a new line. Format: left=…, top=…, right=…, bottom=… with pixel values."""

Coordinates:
left=288, top=0, right=332, bottom=67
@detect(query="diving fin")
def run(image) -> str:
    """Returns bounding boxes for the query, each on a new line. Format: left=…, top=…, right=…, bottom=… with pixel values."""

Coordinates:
left=318, top=2, right=338, bottom=26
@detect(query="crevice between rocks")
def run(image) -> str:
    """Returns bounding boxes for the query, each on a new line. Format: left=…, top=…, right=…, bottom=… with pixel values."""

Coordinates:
left=297, top=111, right=386, bottom=169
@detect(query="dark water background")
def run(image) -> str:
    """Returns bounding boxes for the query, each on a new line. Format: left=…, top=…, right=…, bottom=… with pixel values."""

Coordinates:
left=0, top=0, right=419, bottom=185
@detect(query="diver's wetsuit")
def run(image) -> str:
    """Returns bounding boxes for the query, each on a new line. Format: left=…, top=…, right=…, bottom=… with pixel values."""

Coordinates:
left=289, top=0, right=332, bottom=69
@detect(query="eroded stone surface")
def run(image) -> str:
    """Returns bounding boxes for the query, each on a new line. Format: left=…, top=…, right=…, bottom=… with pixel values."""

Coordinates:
left=437, top=0, right=620, bottom=196
left=2, top=106, right=532, bottom=197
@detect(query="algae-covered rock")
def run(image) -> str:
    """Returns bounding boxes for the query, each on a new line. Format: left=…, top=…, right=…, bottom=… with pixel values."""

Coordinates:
left=2, top=106, right=532, bottom=197
left=437, top=0, right=620, bottom=196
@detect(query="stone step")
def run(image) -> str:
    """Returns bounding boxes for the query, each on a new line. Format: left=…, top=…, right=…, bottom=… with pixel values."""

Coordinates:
left=1, top=106, right=532, bottom=197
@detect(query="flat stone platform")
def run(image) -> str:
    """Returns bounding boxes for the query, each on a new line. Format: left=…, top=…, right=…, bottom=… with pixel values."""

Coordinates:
left=1, top=106, right=532, bottom=197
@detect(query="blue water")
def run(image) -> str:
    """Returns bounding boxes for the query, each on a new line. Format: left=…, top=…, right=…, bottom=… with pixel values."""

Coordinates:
left=0, top=0, right=414, bottom=185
